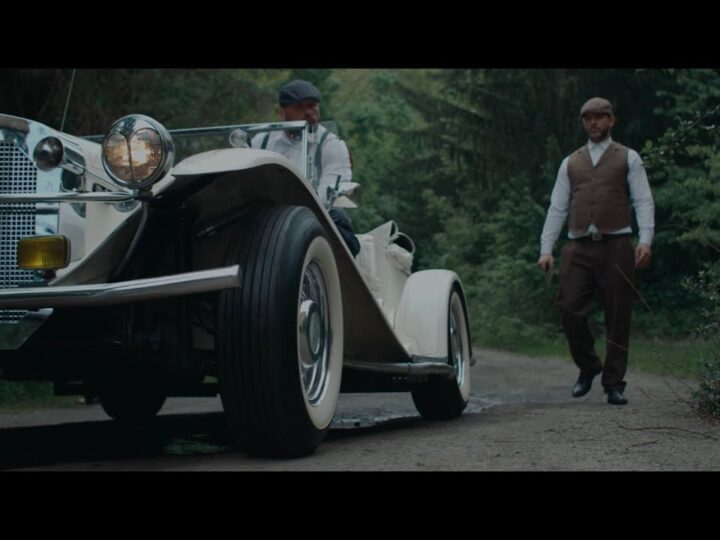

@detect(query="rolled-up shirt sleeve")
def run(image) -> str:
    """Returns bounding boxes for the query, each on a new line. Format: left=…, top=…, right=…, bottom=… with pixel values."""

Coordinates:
left=627, top=149, right=655, bottom=246
left=540, top=157, right=571, bottom=255
left=317, top=138, right=352, bottom=204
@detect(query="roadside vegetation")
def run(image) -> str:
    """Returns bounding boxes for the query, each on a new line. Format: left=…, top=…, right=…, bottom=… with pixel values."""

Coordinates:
left=0, top=381, right=78, bottom=411
left=684, top=262, right=720, bottom=417
left=496, top=334, right=710, bottom=380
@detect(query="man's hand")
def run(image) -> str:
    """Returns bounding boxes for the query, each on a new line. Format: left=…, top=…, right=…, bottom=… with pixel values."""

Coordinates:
left=537, top=254, right=554, bottom=272
left=635, top=243, right=652, bottom=269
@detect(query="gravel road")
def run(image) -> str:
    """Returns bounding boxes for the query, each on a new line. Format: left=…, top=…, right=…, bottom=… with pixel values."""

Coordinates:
left=1, top=348, right=718, bottom=470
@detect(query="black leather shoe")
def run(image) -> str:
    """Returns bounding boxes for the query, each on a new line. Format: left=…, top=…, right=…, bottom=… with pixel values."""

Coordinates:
left=572, top=367, right=602, bottom=398
left=607, top=389, right=628, bottom=405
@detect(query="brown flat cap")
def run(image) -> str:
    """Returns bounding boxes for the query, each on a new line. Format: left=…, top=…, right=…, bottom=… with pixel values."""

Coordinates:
left=580, top=97, right=614, bottom=117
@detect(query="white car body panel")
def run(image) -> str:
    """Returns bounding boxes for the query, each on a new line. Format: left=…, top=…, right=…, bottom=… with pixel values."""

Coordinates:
left=394, top=269, right=462, bottom=360
left=172, top=147, right=304, bottom=180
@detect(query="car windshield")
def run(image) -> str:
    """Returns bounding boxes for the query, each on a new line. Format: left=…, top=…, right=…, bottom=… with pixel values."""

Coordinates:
left=95, top=121, right=309, bottom=178
left=85, top=120, right=342, bottom=193
left=171, top=121, right=309, bottom=166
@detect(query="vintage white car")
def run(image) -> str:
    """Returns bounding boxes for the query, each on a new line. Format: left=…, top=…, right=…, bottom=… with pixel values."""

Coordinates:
left=0, top=113, right=474, bottom=457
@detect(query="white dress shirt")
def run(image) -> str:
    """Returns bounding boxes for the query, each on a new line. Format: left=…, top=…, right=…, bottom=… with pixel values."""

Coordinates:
left=540, top=137, right=655, bottom=255
left=251, top=124, right=352, bottom=205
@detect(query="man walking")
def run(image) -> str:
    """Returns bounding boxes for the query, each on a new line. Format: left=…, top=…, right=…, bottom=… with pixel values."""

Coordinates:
left=537, top=97, right=655, bottom=405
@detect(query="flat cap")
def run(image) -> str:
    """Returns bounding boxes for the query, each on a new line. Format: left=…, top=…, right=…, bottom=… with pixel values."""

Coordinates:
left=278, top=80, right=322, bottom=107
left=580, top=97, right=614, bottom=117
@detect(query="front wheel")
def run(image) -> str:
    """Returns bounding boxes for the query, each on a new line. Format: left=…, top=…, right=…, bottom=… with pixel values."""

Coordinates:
left=411, top=286, right=471, bottom=419
left=217, top=206, right=343, bottom=457
left=98, top=377, right=167, bottom=425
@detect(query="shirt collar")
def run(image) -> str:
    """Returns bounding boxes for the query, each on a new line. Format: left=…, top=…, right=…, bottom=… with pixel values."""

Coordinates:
left=587, top=136, right=612, bottom=152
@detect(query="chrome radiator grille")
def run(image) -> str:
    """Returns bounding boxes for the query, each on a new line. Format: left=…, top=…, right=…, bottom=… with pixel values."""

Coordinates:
left=0, top=142, right=37, bottom=323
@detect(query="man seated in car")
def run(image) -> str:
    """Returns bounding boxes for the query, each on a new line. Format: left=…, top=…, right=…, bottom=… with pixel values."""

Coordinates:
left=251, top=79, right=360, bottom=256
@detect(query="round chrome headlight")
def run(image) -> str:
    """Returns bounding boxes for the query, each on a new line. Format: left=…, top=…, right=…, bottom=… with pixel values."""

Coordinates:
left=101, top=115, right=174, bottom=189
left=33, top=136, right=64, bottom=171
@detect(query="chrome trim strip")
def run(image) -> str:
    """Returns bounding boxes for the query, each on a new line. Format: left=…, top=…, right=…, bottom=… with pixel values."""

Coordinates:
left=173, top=120, right=308, bottom=138
left=0, top=192, right=135, bottom=203
left=52, top=134, right=86, bottom=176
left=0, top=265, right=241, bottom=309
left=84, top=120, right=309, bottom=141
left=343, top=359, right=456, bottom=379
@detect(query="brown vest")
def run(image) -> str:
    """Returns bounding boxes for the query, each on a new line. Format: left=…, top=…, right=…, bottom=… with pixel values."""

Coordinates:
left=567, top=142, right=631, bottom=236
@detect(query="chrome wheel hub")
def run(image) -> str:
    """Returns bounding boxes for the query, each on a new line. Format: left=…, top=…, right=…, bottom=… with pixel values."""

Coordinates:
left=449, top=309, right=465, bottom=386
left=298, top=260, right=330, bottom=406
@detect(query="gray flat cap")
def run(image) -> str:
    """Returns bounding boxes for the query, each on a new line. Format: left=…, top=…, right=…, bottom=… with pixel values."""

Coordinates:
left=278, top=80, right=322, bottom=107
left=580, top=97, right=614, bottom=117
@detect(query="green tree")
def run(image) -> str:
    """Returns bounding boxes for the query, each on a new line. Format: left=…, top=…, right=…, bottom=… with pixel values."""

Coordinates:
left=2, top=69, right=289, bottom=135
left=635, top=69, right=720, bottom=336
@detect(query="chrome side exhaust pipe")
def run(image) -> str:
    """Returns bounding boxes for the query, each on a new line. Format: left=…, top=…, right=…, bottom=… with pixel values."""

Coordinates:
left=343, top=359, right=456, bottom=379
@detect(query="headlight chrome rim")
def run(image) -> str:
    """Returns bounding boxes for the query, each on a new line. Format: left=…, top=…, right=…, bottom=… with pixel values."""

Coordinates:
left=101, top=114, right=174, bottom=190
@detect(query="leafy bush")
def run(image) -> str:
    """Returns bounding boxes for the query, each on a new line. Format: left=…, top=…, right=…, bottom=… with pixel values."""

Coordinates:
left=694, top=359, right=720, bottom=417
left=684, top=262, right=720, bottom=417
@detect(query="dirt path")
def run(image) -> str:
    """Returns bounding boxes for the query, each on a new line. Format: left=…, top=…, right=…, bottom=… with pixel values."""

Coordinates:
left=1, top=348, right=718, bottom=470
left=462, top=349, right=720, bottom=470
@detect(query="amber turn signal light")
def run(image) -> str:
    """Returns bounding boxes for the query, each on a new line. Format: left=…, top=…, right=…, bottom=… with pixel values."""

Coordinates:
left=17, top=235, right=71, bottom=270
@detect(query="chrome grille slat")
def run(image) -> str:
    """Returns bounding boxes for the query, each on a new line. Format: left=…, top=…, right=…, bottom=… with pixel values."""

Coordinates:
left=0, top=142, right=37, bottom=323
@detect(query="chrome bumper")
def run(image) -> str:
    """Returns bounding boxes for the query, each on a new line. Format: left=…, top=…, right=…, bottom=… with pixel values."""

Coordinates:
left=0, top=265, right=241, bottom=309
left=0, top=192, right=135, bottom=203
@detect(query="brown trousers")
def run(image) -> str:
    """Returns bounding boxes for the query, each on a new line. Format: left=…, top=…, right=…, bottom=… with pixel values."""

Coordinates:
left=557, top=235, right=635, bottom=392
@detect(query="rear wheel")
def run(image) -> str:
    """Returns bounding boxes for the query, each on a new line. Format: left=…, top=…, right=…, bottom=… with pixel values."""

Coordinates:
left=411, top=286, right=471, bottom=419
left=217, top=205, right=343, bottom=457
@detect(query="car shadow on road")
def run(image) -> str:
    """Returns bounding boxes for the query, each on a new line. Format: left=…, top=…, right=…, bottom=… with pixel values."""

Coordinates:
left=0, top=410, right=476, bottom=469
left=0, top=413, right=235, bottom=470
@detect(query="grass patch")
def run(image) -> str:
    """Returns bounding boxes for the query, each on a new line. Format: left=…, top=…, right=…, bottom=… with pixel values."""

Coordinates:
left=0, top=381, right=80, bottom=412
left=483, top=334, right=709, bottom=381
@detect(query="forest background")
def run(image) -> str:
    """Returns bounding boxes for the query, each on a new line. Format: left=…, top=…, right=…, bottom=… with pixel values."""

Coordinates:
left=2, top=68, right=719, bottom=381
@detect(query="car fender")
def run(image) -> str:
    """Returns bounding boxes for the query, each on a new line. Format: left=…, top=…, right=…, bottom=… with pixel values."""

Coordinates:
left=171, top=147, right=305, bottom=180
left=393, top=270, right=466, bottom=360
left=54, top=150, right=316, bottom=287
left=172, top=148, right=321, bottom=223
left=174, top=150, right=414, bottom=367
